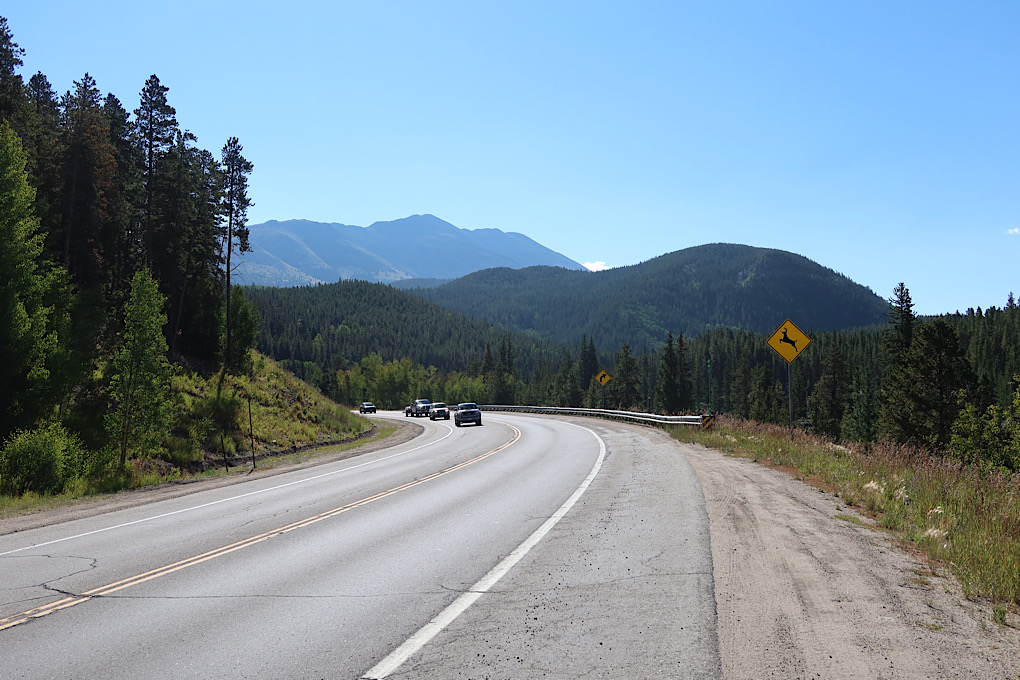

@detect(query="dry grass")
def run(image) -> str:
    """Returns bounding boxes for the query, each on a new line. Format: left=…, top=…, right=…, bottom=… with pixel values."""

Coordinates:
left=668, top=415, right=1020, bottom=611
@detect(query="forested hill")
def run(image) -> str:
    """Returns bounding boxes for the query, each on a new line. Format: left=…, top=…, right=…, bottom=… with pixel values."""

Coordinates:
left=408, top=243, right=890, bottom=349
left=246, top=280, right=561, bottom=383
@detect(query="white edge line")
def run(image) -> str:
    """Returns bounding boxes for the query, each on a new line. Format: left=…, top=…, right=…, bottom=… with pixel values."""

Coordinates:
left=361, top=421, right=606, bottom=679
left=0, top=420, right=455, bottom=557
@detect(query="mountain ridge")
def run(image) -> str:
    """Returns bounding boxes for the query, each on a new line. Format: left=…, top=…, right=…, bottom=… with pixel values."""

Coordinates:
left=406, top=242, right=890, bottom=350
left=236, top=214, right=587, bottom=286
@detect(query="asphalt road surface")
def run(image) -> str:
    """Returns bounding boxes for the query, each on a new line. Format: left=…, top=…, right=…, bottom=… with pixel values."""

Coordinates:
left=0, top=412, right=719, bottom=679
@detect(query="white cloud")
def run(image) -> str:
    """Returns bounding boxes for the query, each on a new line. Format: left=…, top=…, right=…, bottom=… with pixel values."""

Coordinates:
left=584, top=261, right=610, bottom=271
left=1009, top=228, right=1020, bottom=235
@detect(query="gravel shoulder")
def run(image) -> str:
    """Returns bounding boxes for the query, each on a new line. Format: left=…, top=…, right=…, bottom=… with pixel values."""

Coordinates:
left=682, top=436, right=1020, bottom=679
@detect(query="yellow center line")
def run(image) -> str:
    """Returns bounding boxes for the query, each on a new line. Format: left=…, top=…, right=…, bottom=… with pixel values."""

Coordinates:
left=0, top=424, right=521, bottom=632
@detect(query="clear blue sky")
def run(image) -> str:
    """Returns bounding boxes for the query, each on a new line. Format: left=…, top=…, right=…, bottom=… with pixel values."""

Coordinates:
left=6, top=1, right=1018, bottom=316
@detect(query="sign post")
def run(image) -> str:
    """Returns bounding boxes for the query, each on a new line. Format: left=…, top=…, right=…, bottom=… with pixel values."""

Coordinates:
left=595, top=370, right=611, bottom=409
left=766, top=319, right=812, bottom=440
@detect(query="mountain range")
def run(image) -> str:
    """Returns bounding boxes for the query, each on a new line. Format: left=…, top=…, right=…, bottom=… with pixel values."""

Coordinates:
left=406, top=244, right=890, bottom=348
left=246, top=241, right=891, bottom=387
left=236, top=214, right=586, bottom=286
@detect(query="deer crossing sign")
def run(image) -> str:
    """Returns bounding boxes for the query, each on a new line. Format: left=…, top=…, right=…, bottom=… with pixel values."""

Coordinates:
left=767, top=319, right=812, bottom=364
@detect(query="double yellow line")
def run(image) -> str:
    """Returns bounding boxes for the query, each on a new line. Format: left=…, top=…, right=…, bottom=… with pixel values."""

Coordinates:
left=0, top=425, right=520, bottom=632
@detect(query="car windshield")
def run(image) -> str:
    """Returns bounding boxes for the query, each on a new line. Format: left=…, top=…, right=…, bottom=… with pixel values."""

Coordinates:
left=460, top=403, right=477, bottom=410
left=433, top=403, right=446, bottom=408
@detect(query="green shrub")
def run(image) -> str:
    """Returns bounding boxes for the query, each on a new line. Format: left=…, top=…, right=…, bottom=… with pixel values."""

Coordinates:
left=0, top=423, right=85, bottom=496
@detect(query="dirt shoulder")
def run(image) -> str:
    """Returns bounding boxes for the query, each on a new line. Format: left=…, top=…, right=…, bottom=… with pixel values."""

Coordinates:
left=0, top=417, right=422, bottom=536
left=680, top=439, right=1020, bottom=679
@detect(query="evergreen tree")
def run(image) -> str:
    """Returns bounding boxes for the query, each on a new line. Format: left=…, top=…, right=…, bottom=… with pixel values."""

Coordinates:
left=0, top=122, right=62, bottom=439
left=164, top=133, right=224, bottom=360
left=551, top=353, right=581, bottom=407
left=219, top=136, right=252, bottom=371
left=607, top=343, right=641, bottom=410
left=749, top=364, right=784, bottom=424
left=24, top=73, right=64, bottom=244
left=884, top=319, right=975, bottom=450
left=224, top=285, right=258, bottom=372
left=656, top=331, right=681, bottom=414
left=578, top=334, right=598, bottom=393
left=133, top=75, right=177, bottom=253
left=729, top=355, right=751, bottom=418
left=884, top=282, right=915, bottom=368
left=807, top=339, right=849, bottom=440
left=675, top=330, right=690, bottom=412
left=480, top=342, right=495, bottom=375
left=840, top=366, right=878, bottom=443
left=59, top=74, right=114, bottom=289
left=101, top=93, right=143, bottom=314
left=0, top=17, right=26, bottom=130
left=106, top=267, right=174, bottom=468
left=497, top=336, right=516, bottom=375
left=879, top=282, right=917, bottom=440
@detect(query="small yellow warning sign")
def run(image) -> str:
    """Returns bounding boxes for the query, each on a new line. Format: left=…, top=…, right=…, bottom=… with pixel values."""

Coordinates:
left=767, top=319, right=812, bottom=364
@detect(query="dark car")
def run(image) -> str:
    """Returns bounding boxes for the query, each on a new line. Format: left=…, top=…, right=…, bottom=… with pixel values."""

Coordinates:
left=454, top=403, right=482, bottom=427
left=359, top=402, right=376, bottom=414
left=429, top=402, right=450, bottom=420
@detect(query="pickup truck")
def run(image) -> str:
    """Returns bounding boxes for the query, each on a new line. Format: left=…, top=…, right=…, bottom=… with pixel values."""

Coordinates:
left=405, top=399, right=432, bottom=417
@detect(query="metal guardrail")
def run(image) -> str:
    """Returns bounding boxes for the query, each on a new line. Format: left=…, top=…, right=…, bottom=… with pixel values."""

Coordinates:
left=480, top=404, right=710, bottom=428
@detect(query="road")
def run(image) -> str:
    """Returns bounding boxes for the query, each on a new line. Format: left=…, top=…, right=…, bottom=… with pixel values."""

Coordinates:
left=0, top=412, right=720, bottom=679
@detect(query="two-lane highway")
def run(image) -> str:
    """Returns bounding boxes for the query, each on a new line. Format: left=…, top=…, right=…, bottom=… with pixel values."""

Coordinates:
left=0, top=412, right=720, bottom=679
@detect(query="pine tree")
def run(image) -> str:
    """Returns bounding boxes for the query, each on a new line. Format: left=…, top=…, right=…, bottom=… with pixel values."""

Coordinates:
left=59, top=73, right=114, bottom=288
left=749, top=364, right=784, bottom=424
left=133, top=75, right=177, bottom=251
left=551, top=353, right=581, bottom=407
left=656, top=331, right=681, bottom=414
left=729, top=355, right=751, bottom=418
left=608, top=343, right=641, bottom=410
left=0, top=17, right=26, bottom=130
left=884, top=282, right=915, bottom=369
left=578, top=334, right=598, bottom=393
left=840, top=367, right=878, bottom=443
left=807, top=339, right=849, bottom=440
left=480, top=342, right=495, bottom=375
left=879, top=282, right=917, bottom=440
left=101, top=93, right=143, bottom=313
left=219, top=136, right=252, bottom=371
left=23, top=72, right=64, bottom=243
left=884, top=319, right=975, bottom=450
left=675, top=330, right=690, bottom=412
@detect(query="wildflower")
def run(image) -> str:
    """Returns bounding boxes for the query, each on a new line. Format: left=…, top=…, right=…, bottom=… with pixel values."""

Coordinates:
left=894, top=486, right=909, bottom=503
left=927, top=506, right=944, bottom=518
left=863, top=481, right=884, bottom=494
left=924, top=527, right=948, bottom=541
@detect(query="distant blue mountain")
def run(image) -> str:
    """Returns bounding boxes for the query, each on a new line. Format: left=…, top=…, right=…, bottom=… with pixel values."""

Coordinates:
left=236, top=214, right=586, bottom=287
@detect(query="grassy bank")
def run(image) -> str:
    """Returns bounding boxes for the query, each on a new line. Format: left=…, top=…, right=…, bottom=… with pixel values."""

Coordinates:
left=669, top=415, right=1019, bottom=615
left=1, top=354, right=379, bottom=518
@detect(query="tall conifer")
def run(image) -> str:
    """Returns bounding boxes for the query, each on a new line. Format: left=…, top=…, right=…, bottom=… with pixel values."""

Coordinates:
left=219, top=136, right=252, bottom=370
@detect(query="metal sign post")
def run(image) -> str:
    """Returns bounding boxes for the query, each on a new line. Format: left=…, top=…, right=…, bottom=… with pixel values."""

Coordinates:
left=766, top=319, right=812, bottom=441
left=595, top=370, right=611, bottom=410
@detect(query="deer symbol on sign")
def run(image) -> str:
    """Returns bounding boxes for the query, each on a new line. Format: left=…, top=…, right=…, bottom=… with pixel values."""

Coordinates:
left=780, top=328, right=798, bottom=351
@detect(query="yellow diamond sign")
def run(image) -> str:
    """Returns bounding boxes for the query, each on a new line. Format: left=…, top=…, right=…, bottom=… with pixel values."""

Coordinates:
left=595, top=370, right=611, bottom=386
left=767, top=319, right=812, bottom=364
